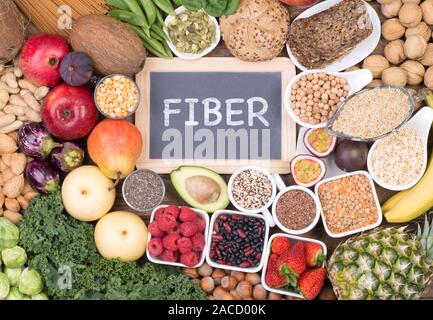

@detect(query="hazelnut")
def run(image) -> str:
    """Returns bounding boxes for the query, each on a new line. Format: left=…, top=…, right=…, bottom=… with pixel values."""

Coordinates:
left=382, top=67, right=408, bottom=86
left=405, top=22, right=432, bottom=42
left=421, top=0, right=433, bottom=24
left=424, top=66, right=433, bottom=89
left=382, top=18, right=406, bottom=40
left=400, top=60, right=425, bottom=85
left=399, top=2, right=423, bottom=27
left=381, top=0, right=402, bottom=18
left=384, top=39, right=407, bottom=64
left=362, top=55, right=390, bottom=78
left=367, top=79, right=384, bottom=87
left=404, top=34, right=427, bottom=59
left=419, top=43, right=433, bottom=66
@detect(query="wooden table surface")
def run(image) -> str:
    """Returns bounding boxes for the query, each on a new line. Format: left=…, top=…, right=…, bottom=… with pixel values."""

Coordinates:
left=104, top=2, right=433, bottom=298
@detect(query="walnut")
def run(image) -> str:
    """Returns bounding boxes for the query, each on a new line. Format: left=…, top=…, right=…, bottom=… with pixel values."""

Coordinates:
left=399, top=2, right=423, bottom=27
left=377, top=0, right=397, bottom=4
left=382, top=67, right=408, bottom=86
left=405, top=22, right=432, bottom=42
left=384, top=39, right=407, bottom=64
left=362, top=55, right=390, bottom=78
left=421, top=0, right=433, bottom=24
left=424, top=66, right=433, bottom=89
left=381, top=0, right=402, bottom=18
left=382, top=18, right=406, bottom=40
left=400, top=60, right=425, bottom=85
left=404, top=34, right=427, bottom=59
left=419, top=43, right=433, bottom=66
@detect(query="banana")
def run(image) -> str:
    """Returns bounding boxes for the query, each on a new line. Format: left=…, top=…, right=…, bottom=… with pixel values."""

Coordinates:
left=381, top=189, right=410, bottom=213
left=385, top=150, right=433, bottom=223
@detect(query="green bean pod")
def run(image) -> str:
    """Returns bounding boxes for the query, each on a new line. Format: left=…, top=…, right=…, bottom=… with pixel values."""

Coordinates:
left=150, top=29, right=164, bottom=41
left=139, top=0, right=157, bottom=26
left=150, top=23, right=168, bottom=41
left=109, top=10, right=147, bottom=27
left=106, top=0, right=128, bottom=10
left=129, top=24, right=167, bottom=57
left=124, top=0, right=146, bottom=17
left=162, top=39, right=173, bottom=58
left=152, top=0, right=176, bottom=16
left=155, top=7, right=165, bottom=25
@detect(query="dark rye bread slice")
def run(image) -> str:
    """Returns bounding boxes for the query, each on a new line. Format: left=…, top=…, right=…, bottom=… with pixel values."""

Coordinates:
left=289, top=0, right=373, bottom=69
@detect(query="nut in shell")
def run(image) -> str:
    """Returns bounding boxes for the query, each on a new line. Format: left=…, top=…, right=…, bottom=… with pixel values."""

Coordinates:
left=381, top=0, right=402, bottom=18
left=362, top=55, right=390, bottom=78
left=400, top=60, right=425, bottom=85
left=405, top=22, right=432, bottom=42
left=399, top=2, right=423, bottom=27
left=424, top=65, right=433, bottom=89
left=419, top=43, right=433, bottom=66
left=382, top=18, right=406, bottom=41
left=382, top=67, right=408, bottom=86
left=404, top=34, right=427, bottom=59
left=384, top=39, right=407, bottom=64
left=421, top=0, right=433, bottom=24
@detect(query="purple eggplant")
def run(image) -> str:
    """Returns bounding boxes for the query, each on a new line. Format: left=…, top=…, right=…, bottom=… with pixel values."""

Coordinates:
left=50, top=142, right=85, bottom=172
left=18, top=123, right=61, bottom=159
left=26, top=160, right=60, bottom=194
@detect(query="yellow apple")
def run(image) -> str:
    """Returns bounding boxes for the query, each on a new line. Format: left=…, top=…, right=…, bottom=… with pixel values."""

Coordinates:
left=61, top=165, right=116, bottom=222
left=94, top=211, right=148, bottom=262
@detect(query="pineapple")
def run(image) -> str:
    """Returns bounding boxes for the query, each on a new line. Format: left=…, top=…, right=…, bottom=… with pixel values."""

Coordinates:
left=328, top=217, right=433, bottom=300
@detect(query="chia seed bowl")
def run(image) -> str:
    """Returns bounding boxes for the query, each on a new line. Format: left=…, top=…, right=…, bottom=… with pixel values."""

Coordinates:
left=122, top=169, right=166, bottom=212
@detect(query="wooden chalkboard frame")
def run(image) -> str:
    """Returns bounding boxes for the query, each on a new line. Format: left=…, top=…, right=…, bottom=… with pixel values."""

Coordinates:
left=135, top=57, right=296, bottom=174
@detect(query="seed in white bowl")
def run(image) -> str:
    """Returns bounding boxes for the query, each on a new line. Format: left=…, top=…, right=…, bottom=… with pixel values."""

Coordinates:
left=231, top=169, right=272, bottom=210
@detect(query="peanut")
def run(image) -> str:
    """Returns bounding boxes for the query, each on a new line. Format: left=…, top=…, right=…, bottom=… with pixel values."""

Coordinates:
left=0, top=114, right=16, bottom=127
left=3, top=210, right=22, bottom=224
left=2, top=153, right=11, bottom=166
left=18, top=79, right=37, bottom=93
left=4, top=104, right=26, bottom=116
left=24, top=191, right=38, bottom=202
left=10, top=153, right=26, bottom=175
left=7, top=131, right=17, bottom=143
left=0, top=120, right=23, bottom=133
left=0, top=82, right=20, bottom=94
left=1, top=72, right=18, bottom=89
left=0, top=133, right=17, bottom=153
left=3, top=174, right=24, bottom=198
left=20, top=89, right=40, bottom=111
left=5, top=198, right=20, bottom=212
left=17, top=195, right=29, bottom=210
left=9, top=94, right=26, bottom=107
left=13, top=67, right=22, bottom=78
left=34, top=86, right=49, bottom=100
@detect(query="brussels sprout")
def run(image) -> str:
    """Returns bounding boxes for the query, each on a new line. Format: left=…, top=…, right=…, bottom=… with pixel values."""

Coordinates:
left=0, top=218, right=19, bottom=251
left=32, top=292, right=49, bottom=300
left=18, top=268, right=43, bottom=296
left=6, top=286, right=24, bottom=300
left=0, top=272, right=10, bottom=300
left=4, top=267, right=23, bottom=286
left=1, top=246, right=27, bottom=268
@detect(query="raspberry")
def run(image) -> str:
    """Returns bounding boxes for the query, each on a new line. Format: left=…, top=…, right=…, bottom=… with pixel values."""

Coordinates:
left=162, top=232, right=180, bottom=251
left=180, top=222, right=198, bottom=237
left=191, top=233, right=205, bottom=252
left=179, top=207, right=197, bottom=222
left=160, top=249, right=178, bottom=262
left=154, top=208, right=165, bottom=221
left=148, top=221, right=165, bottom=238
left=177, top=237, right=193, bottom=254
left=158, top=213, right=177, bottom=232
left=148, top=238, right=163, bottom=257
left=195, top=217, right=206, bottom=233
left=180, top=251, right=200, bottom=267
left=164, top=205, right=180, bottom=219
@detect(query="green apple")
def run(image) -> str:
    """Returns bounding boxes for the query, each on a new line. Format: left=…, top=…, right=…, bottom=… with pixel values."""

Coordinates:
left=61, top=165, right=115, bottom=222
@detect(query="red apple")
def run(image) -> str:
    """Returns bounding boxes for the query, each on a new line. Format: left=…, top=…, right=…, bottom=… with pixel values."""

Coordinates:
left=42, top=84, right=98, bottom=140
left=279, top=0, right=318, bottom=7
left=19, top=33, right=70, bottom=87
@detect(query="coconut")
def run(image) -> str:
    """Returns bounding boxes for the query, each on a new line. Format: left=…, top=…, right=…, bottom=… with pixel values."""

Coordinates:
left=0, top=0, right=26, bottom=64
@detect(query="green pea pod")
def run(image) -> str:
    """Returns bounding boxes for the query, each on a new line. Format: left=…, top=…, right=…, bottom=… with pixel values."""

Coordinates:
left=124, top=0, right=146, bottom=17
left=150, top=23, right=168, bottom=40
left=139, top=0, right=157, bottom=26
left=109, top=10, right=147, bottom=27
left=150, top=29, right=164, bottom=41
left=106, top=0, right=129, bottom=10
left=155, top=7, right=165, bottom=25
left=152, top=0, right=176, bottom=16
left=129, top=24, right=167, bottom=56
left=162, top=40, right=173, bottom=58
left=224, top=0, right=240, bottom=15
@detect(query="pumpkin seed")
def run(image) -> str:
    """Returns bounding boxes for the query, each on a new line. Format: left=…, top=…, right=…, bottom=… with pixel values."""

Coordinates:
left=166, top=9, right=216, bottom=54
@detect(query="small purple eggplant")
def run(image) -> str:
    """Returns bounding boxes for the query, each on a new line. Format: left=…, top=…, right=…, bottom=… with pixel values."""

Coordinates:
left=18, top=123, right=60, bottom=159
left=26, top=160, right=60, bottom=194
left=50, top=142, right=85, bottom=173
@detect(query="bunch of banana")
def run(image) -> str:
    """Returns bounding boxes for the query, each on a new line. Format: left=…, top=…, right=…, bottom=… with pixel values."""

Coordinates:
left=383, top=149, right=433, bottom=223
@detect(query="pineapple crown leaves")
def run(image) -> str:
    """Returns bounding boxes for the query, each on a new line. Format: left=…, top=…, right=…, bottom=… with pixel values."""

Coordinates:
left=417, top=216, right=433, bottom=264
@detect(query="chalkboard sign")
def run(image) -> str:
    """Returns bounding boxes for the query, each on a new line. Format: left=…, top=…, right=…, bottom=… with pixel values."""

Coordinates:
left=135, top=58, right=296, bottom=174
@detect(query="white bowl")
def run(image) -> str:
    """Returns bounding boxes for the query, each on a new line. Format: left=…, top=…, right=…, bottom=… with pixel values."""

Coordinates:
left=261, top=233, right=327, bottom=299
left=164, top=6, right=221, bottom=60
left=314, top=171, right=382, bottom=238
left=367, top=107, right=433, bottom=191
left=146, top=205, right=210, bottom=268
left=205, top=210, right=269, bottom=273
left=271, top=185, right=322, bottom=235
left=228, top=166, right=277, bottom=215
left=284, top=69, right=372, bottom=129
left=286, top=0, right=381, bottom=72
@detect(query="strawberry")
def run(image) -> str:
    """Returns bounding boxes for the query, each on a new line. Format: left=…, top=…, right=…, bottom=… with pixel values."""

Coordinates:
left=298, top=268, right=327, bottom=300
left=304, top=242, right=326, bottom=268
left=265, top=254, right=286, bottom=288
left=271, top=236, right=292, bottom=255
left=277, top=241, right=306, bottom=287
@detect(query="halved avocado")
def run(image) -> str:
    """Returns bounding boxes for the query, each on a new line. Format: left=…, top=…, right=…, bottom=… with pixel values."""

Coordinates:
left=170, top=166, right=229, bottom=213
